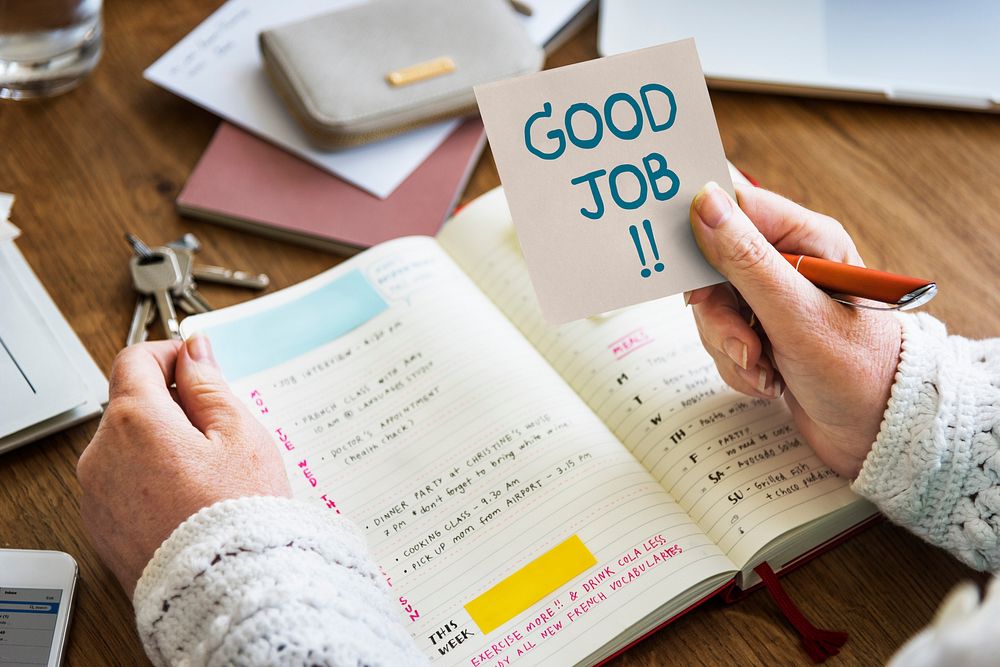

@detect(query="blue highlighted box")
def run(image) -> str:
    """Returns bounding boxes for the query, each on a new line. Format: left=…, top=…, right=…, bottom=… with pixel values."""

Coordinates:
left=202, top=270, right=388, bottom=381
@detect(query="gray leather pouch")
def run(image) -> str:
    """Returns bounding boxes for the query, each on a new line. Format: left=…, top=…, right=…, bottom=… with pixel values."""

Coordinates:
left=260, top=0, right=543, bottom=149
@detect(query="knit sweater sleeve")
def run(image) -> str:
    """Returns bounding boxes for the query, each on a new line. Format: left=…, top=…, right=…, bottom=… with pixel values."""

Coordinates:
left=851, top=312, right=1000, bottom=571
left=132, top=496, right=428, bottom=666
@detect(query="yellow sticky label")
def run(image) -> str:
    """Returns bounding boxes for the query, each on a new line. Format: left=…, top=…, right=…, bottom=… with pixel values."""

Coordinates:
left=464, top=535, right=596, bottom=634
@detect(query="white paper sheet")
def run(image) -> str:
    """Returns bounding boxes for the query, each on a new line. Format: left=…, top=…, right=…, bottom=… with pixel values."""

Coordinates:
left=144, top=0, right=591, bottom=199
left=0, top=192, right=108, bottom=452
left=0, top=242, right=108, bottom=451
left=0, top=260, right=87, bottom=438
left=0, top=193, right=18, bottom=241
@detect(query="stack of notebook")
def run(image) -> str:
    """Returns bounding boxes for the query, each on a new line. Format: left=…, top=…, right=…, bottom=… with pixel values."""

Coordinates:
left=177, top=120, right=486, bottom=254
left=154, top=0, right=597, bottom=253
left=0, top=195, right=107, bottom=454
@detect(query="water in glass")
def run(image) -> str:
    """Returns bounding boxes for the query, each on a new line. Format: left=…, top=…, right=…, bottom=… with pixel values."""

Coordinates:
left=0, top=0, right=102, bottom=100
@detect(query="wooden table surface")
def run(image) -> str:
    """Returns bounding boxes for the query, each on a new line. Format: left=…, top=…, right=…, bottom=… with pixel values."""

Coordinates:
left=2, top=2, right=998, bottom=665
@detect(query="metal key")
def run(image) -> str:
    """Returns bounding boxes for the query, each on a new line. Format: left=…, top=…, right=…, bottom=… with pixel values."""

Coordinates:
left=192, top=264, right=270, bottom=290
left=124, top=232, right=159, bottom=346
left=161, top=242, right=212, bottom=314
left=126, top=295, right=155, bottom=346
left=174, top=288, right=212, bottom=315
left=165, top=233, right=267, bottom=310
left=130, top=249, right=183, bottom=339
left=168, top=232, right=269, bottom=291
left=125, top=232, right=154, bottom=259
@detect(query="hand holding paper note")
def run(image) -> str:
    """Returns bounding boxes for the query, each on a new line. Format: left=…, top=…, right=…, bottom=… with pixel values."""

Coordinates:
left=475, top=39, right=732, bottom=323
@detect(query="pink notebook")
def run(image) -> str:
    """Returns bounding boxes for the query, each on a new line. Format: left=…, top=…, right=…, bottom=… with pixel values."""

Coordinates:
left=177, top=120, right=486, bottom=254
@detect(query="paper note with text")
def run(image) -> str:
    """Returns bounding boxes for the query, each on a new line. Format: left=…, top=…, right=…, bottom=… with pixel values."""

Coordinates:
left=475, top=39, right=732, bottom=323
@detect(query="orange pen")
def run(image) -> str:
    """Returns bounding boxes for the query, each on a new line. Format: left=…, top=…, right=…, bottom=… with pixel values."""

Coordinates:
left=780, top=253, right=937, bottom=310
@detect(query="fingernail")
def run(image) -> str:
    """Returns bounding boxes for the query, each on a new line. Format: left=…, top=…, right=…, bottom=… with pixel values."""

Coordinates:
left=693, top=181, right=732, bottom=229
left=186, top=332, right=215, bottom=364
left=773, top=379, right=783, bottom=398
left=683, top=291, right=691, bottom=306
left=723, top=338, right=748, bottom=370
left=756, top=366, right=768, bottom=393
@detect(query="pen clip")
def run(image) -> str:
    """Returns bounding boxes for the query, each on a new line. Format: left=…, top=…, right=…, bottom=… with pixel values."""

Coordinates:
left=827, top=283, right=937, bottom=311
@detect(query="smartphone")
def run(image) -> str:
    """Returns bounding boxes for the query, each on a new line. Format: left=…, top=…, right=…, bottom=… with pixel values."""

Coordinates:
left=0, top=550, right=77, bottom=667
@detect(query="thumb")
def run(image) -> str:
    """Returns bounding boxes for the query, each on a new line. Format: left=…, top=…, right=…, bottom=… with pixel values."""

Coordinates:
left=175, top=333, right=250, bottom=439
left=690, top=181, right=828, bottom=329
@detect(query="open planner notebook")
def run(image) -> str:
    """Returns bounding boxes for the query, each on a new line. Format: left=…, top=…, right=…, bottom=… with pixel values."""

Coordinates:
left=181, top=183, right=877, bottom=666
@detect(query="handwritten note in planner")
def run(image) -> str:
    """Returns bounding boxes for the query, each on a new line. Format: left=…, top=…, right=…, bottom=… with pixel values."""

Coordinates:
left=180, top=238, right=735, bottom=665
left=437, top=190, right=869, bottom=572
left=475, top=39, right=732, bottom=323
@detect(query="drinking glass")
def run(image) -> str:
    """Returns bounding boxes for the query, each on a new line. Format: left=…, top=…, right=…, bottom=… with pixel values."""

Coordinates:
left=0, top=0, right=102, bottom=100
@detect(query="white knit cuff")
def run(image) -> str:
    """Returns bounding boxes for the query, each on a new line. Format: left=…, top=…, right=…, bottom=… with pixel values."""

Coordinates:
left=133, top=495, right=370, bottom=615
left=853, top=313, right=1000, bottom=571
left=851, top=312, right=947, bottom=520
left=132, top=495, right=423, bottom=666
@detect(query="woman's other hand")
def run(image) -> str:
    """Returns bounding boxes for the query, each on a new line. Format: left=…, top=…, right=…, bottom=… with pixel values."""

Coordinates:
left=687, top=182, right=901, bottom=477
left=77, top=336, right=291, bottom=597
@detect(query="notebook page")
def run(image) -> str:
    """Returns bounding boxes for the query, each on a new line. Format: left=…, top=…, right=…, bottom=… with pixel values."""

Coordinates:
left=438, top=190, right=873, bottom=570
left=181, top=236, right=735, bottom=666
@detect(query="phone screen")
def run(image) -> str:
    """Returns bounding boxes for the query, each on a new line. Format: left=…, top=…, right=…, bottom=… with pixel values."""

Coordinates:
left=0, top=588, right=63, bottom=666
